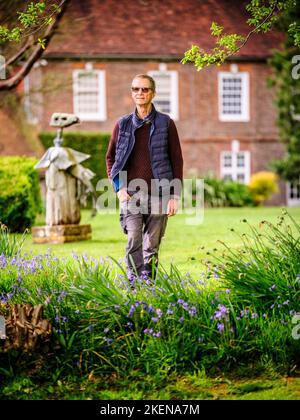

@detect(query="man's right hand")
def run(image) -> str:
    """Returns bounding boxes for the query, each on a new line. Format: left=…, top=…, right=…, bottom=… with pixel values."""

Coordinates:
left=117, top=187, right=131, bottom=202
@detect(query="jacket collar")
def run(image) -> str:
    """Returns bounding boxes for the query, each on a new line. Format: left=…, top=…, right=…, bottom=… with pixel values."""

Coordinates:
left=132, top=104, right=156, bottom=128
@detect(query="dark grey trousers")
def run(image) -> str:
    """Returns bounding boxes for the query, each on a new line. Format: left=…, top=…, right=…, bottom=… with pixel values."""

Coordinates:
left=119, top=192, right=168, bottom=280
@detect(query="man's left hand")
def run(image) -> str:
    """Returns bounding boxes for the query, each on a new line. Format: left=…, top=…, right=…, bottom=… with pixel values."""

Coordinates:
left=167, top=198, right=179, bottom=217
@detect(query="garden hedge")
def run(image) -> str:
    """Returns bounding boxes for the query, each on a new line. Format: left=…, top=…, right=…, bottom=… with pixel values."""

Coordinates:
left=0, top=156, right=42, bottom=232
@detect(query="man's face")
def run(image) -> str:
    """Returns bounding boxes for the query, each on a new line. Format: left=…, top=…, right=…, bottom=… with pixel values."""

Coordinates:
left=131, top=77, right=155, bottom=107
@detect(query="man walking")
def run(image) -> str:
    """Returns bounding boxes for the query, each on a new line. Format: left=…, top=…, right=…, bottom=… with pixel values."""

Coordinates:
left=106, top=74, right=183, bottom=280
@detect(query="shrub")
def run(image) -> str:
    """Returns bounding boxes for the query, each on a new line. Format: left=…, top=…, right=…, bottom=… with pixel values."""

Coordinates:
left=223, top=180, right=255, bottom=207
left=248, top=171, right=279, bottom=205
left=203, top=177, right=227, bottom=207
left=0, top=156, right=42, bottom=232
left=203, top=175, right=255, bottom=207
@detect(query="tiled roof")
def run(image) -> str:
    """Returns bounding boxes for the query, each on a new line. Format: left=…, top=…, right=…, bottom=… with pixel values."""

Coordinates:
left=46, top=0, right=285, bottom=59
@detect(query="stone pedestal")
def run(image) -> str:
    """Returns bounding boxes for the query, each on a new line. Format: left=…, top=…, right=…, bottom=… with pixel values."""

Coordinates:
left=32, top=224, right=92, bottom=244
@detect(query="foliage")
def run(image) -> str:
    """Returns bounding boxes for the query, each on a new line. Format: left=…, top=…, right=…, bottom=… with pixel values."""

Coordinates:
left=203, top=176, right=255, bottom=207
left=38, top=131, right=111, bottom=187
left=0, top=211, right=299, bottom=391
left=212, top=209, right=300, bottom=316
left=0, top=223, right=28, bottom=257
left=268, top=1, right=300, bottom=182
left=0, top=0, right=70, bottom=91
left=0, top=156, right=42, bottom=232
left=248, top=171, right=279, bottom=205
left=182, top=0, right=299, bottom=70
left=0, top=2, right=59, bottom=44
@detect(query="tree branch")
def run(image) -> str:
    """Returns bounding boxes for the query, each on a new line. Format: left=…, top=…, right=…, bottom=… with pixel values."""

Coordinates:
left=228, top=0, right=280, bottom=59
left=182, top=0, right=282, bottom=70
left=3, top=36, right=34, bottom=70
left=0, top=0, right=70, bottom=91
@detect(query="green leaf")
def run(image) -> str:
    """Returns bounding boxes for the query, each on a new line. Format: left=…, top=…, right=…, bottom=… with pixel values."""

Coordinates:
left=211, top=22, right=223, bottom=37
left=38, top=38, right=46, bottom=49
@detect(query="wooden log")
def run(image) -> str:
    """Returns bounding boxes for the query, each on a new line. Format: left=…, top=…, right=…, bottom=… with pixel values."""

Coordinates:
left=2, top=304, right=52, bottom=352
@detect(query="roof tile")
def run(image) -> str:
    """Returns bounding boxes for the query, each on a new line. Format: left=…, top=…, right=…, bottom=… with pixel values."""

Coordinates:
left=46, top=0, right=285, bottom=58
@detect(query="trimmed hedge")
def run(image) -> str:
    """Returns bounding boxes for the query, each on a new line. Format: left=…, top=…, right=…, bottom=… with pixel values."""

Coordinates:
left=38, top=131, right=111, bottom=186
left=0, top=156, right=42, bottom=232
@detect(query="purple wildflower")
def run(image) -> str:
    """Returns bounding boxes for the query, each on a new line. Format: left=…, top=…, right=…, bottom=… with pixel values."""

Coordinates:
left=213, top=304, right=229, bottom=321
left=217, top=323, right=225, bottom=333
left=128, top=305, right=136, bottom=317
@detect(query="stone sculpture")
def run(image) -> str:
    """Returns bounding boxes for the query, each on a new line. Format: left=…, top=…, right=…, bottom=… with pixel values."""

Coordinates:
left=32, top=113, right=97, bottom=243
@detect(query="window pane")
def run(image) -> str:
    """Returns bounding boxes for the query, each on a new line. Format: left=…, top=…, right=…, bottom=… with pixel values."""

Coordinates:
left=237, top=173, right=245, bottom=183
left=78, top=92, right=99, bottom=113
left=223, top=154, right=232, bottom=168
left=152, top=74, right=171, bottom=114
left=221, top=76, right=243, bottom=115
left=237, top=153, right=245, bottom=167
left=289, top=181, right=300, bottom=199
left=78, top=73, right=98, bottom=90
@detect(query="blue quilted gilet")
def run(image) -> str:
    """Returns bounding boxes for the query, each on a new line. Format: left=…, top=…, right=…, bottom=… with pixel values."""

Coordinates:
left=110, top=106, right=174, bottom=194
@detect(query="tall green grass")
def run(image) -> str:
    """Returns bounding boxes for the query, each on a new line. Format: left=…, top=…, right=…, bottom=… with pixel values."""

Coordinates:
left=0, top=210, right=299, bottom=387
left=0, top=223, right=27, bottom=257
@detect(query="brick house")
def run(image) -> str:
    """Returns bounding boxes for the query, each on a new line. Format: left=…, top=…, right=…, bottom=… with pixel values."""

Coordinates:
left=19, top=0, right=299, bottom=205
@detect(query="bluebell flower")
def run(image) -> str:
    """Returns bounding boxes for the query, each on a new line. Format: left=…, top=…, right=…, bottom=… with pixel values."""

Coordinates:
left=217, top=323, right=224, bottom=333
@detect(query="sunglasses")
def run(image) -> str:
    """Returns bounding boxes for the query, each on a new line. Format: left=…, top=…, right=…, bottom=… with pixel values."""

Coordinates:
left=131, top=87, right=152, bottom=93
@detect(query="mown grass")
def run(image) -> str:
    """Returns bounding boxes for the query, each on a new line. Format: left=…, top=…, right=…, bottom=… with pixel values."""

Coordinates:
left=22, top=206, right=300, bottom=276
left=1, top=371, right=300, bottom=400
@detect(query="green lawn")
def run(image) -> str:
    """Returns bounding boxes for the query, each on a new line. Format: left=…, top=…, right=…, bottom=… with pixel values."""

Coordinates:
left=23, top=206, right=300, bottom=277
left=2, top=372, right=300, bottom=400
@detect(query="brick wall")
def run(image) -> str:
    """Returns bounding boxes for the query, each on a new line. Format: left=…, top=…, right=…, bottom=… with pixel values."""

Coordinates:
left=0, top=109, right=34, bottom=156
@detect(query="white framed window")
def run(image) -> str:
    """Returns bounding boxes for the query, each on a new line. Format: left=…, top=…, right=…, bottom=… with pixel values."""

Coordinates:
left=218, top=72, right=250, bottom=122
left=73, top=70, right=106, bottom=121
left=286, top=180, right=300, bottom=207
left=148, top=70, right=178, bottom=120
left=220, top=151, right=251, bottom=184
